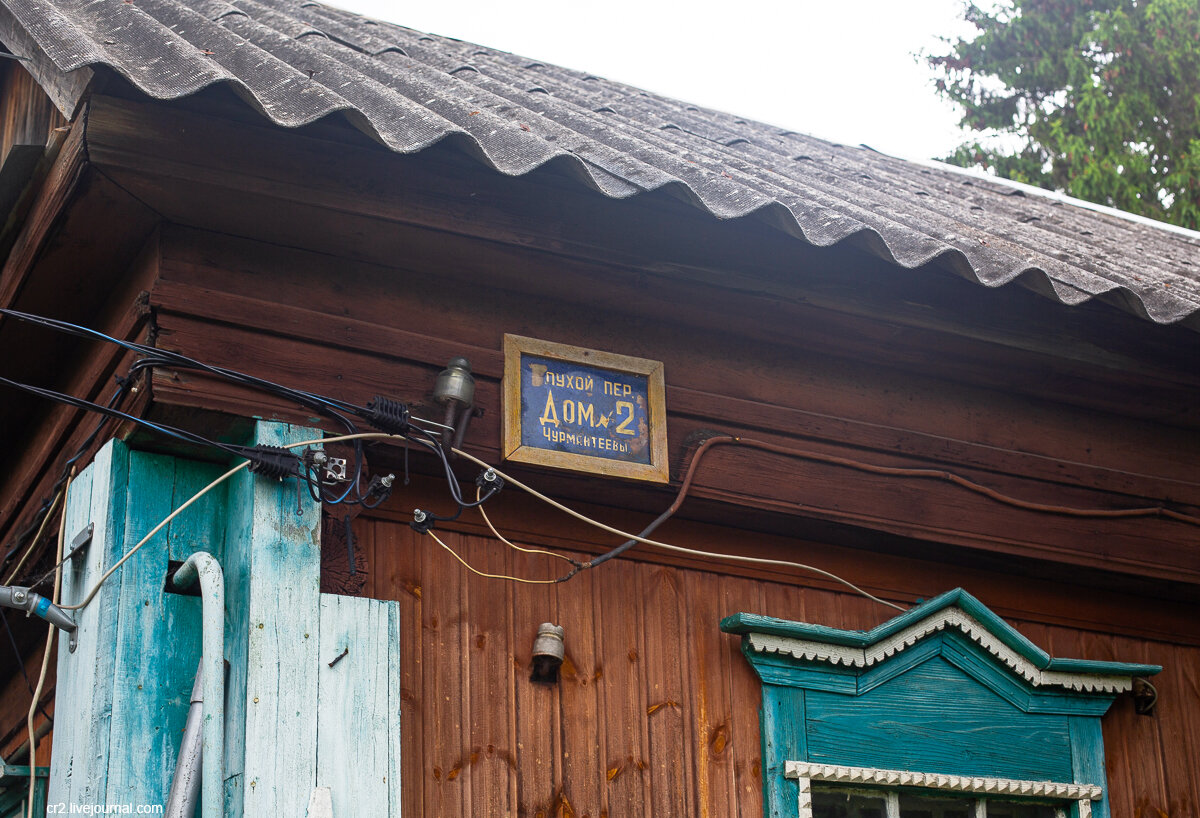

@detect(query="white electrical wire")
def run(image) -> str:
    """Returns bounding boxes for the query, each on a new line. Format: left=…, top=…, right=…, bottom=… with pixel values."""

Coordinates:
left=475, top=488, right=577, bottom=565
left=3, top=489, right=63, bottom=586
left=452, top=448, right=904, bottom=611
left=62, top=432, right=394, bottom=613
left=25, top=472, right=70, bottom=818
left=58, top=427, right=900, bottom=614
left=427, top=530, right=562, bottom=584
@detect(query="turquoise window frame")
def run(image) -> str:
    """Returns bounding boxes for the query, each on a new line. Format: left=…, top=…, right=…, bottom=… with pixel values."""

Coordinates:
left=721, top=589, right=1160, bottom=818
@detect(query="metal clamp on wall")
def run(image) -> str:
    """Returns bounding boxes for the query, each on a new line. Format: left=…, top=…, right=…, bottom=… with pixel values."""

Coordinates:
left=0, top=585, right=77, bottom=650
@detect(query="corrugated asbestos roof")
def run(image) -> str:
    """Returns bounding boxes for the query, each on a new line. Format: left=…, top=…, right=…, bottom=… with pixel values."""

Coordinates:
left=2, top=0, right=1199, bottom=328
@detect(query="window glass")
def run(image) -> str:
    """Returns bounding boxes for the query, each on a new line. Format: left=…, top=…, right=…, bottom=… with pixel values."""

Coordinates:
left=897, top=792, right=973, bottom=817
left=812, top=787, right=1066, bottom=818
left=812, top=790, right=888, bottom=818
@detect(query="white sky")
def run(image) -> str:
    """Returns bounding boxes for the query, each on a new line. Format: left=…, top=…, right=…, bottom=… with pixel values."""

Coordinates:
left=329, top=0, right=979, bottom=162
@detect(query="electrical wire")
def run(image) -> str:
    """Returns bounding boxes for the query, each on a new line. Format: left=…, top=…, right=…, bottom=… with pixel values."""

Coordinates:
left=0, top=361, right=142, bottom=580
left=586, top=433, right=731, bottom=569
left=10, top=308, right=1193, bottom=613
left=719, top=436, right=1200, bottom=527
left=0, top=376, right=252, bottom=460
left=427, top=530, right=563, bottom=585
left=453, top=431, right=1200, bottom=608
left=451, top=447, right=904, bottom=611
left=0, top=308, right=366, bottom=423
left=405, top=430, right=499, bottom=520
left=0, top=309, right=400, bottom=510
left=25, top=471, right=69, bottom=818
left=0, top=371, right=401, bottom=520
left=475, top=488, right=580, bottom=565
left=0, top=307, right=451, bottom=440
left=3, top=489, right=62, bottom=586
left=58, top=432, right=397, bottom=613
left=0, top=309, right=470, bottom=521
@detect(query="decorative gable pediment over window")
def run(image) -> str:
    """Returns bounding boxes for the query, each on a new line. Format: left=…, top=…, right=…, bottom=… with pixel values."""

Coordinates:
left=721, top=589, right=1160, bottom=818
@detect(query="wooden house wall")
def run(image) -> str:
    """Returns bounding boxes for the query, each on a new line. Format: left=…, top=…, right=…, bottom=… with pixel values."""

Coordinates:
left=142, top=220, right=1200, bottom=594
left=131, top=189, right=1198, bottom=816
left=356, top=504, right=1200, bottom=818
left=1, top=92, right=1197, bottom=817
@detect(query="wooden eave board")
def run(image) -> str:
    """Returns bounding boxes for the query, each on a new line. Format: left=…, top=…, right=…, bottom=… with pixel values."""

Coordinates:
left=78, top=93, right=1200, bottom=406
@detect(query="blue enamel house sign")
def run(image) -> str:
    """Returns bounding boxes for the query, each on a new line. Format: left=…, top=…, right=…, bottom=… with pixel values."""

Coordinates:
left=502, top=335, right=668, bottom=482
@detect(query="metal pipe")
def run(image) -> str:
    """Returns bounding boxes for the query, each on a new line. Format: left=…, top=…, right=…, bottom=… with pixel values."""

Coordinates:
left=165, top=665, right=205, bottom=818
left=171, top=552, right=224, bottom=818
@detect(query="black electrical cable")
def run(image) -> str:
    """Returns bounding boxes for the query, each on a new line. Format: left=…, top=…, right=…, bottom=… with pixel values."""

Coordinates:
left=0, top=310, right=505, bottom=569
left=0, top=376, right=252, bottom=459
left=0, top=309, right=451, bottom=442
left=405, top=430, right=500, bottom=518
left=0, top=372, right=137, bottom=577
left=0, top=376, right=388, bottom=511
left=0, top=308, right=366, bottom=432
left=0, top=309, right=457, bottom=511
left=585, top=433, right=733, bottom=569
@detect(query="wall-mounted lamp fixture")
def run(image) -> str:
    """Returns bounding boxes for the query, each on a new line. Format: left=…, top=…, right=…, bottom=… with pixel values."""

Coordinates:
left=432, top=356, right=476, bottom=450
left=530, top=622, right=565, bottom=684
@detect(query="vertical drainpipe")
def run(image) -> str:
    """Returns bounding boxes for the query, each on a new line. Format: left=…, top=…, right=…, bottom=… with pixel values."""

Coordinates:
left=171, top=552, right=225, bottom=818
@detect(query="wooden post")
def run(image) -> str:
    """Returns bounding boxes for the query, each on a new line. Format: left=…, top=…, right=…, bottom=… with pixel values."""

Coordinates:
left=47, top=441, right=230, bottom=810
left=45, top=422, right=401, bottom=817
left=222, top=422, right=322, bottom=818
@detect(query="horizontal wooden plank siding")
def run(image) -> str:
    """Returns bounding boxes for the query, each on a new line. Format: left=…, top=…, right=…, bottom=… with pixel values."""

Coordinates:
left=364, top=516, right=1199, bottom=818
left=146, top=225, right=1200, bottom=592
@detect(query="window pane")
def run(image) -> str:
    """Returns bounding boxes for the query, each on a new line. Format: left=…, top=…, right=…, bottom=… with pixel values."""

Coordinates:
left=812, top=790, right=888, bottom=818
left=985, top=804, right=1062, bottom=817
left=897, top=792, right=972, bottom=817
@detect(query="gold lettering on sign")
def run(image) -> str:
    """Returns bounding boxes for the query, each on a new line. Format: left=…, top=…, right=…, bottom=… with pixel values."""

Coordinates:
left=539, top=391, right=560, bottom=427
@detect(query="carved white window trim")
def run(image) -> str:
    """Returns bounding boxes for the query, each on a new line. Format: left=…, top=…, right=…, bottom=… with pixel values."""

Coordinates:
left=786, top=761, right=1100, bottom=818
left=748, top=608, right=1132, bottom=694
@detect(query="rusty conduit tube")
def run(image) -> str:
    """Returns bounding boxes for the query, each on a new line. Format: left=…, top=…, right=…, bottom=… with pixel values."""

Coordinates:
left=168, top=552, right=224, bottom=818
left=585, top=434, right=736, bottom=569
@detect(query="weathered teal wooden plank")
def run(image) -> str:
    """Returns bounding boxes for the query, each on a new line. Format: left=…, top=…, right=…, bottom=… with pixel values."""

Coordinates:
left=105, top=452, right=207, bottom=809
left=222, top=447, right=255, bottom=818
left=224, top=421, right=322, bottom=818
left=166, top=459, right=230, bottom=564
left=316, top=594, right=400, bottom=816
left=761, top=685, right=805, bottom=818
left=804, top=657, right=1074, bottom=782
left=48, top=441, right=129, bottom=811
left=1069, top=717, right=1109, bottom=818
left=386, top=601, right=402, bottom=818
left=45, top=456, right=95, bottom=813
left=937, top=632, right=1113, bottom=717
left=740, top=641, right=858, bottom=693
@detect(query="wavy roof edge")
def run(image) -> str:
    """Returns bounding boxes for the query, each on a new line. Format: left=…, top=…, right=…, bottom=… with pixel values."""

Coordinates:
left=2, top=0, right=1198, bottom=330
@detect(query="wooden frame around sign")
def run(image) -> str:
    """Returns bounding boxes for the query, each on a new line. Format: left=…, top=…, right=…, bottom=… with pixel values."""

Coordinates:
left=502, top=334, right=668, bottom=483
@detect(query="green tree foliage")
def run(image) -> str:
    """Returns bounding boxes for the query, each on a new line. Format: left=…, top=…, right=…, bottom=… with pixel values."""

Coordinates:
left=929, top=0, right=1200, bottom=229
